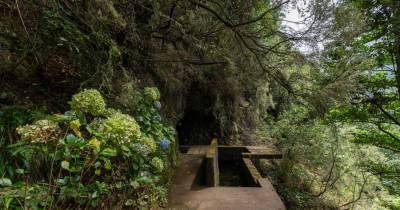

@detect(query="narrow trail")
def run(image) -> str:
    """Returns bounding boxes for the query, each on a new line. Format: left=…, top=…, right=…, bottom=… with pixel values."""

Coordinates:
left=168, top=139, right=286, bottom=210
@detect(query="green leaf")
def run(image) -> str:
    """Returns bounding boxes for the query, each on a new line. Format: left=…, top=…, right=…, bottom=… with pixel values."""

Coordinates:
left=101, top=148, right=117, bottom=157
left=125, top=199, right=135, bottom=206
left=88, top=137, right=101, bottom=150
left=130, top=180, right=140, bottom=189
left=56, top=178, right=66, bottom=185
left=61, top=160, right=70, bottom=170
left=95, top=169, right=101, bottom=175
left=103, top=159, right=112, bottom=170
left=69, top=119, right=81, bottom=130
left=15, top=169, right=25, bottom=174
left=0, top=178, right=12, bottom=187
left=3, top=196, right=13, bottom=208
left=66, top=134, right=77, bottom=143
left=121, top=145, right=129, bottom=151
left=94, top=161, right=101, bottom=168
left=115, top=182, right=123, bottom=189
left=132, top=163, right=139, bottom=170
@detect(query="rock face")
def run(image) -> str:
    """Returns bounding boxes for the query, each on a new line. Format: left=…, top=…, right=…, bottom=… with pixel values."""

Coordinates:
left=1, top=0, right=279, bottom=146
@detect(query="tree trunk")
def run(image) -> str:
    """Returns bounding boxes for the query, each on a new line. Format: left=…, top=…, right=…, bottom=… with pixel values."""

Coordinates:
left=395, top=35, right=400, bottom=99
left=394, top=2, right=400, bottom=99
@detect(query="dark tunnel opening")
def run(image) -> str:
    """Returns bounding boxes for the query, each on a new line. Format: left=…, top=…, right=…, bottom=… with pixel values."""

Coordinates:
left=176, top=83, right=220, bottom=145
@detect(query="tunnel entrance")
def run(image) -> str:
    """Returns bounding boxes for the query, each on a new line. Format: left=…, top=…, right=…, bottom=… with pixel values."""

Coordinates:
left=177, top=83, right=220, bottom=145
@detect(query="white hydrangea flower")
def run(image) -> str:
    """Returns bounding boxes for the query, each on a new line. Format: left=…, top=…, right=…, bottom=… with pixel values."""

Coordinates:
left=17, top=120, right=61, bottom=143
left=69, top=89, right=106, bottom=116
left=150, top=157, right=164, bottom=172
left=143, top=87, right=160, bottom=101
left=102, top=112, right=141, bottom=145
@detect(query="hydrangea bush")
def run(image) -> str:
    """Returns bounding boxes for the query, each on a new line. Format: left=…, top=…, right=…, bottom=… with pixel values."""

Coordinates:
left=69, top=89, right=106, bottom=116
left=6, top=87, right=176, bottom=209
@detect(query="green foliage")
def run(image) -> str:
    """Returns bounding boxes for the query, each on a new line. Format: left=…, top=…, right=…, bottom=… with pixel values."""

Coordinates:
left=44, top=10, right=90, bottom=55
left=137, top=87, right=175, bottom=144
left=263, top=104, right=388, bottom=209
left=352, top=127, right=400, bottom=151
left=0, top=184, right=53, bottom=209
left=5, top=0, right=400, bottom=209
left=0, top=88, right=175, bottom=209
left=0, top=104, right=47, bottom=182
left=383, top=197, right=400, bottom=210
left=89, top=0, right=126, bottom=30
left=323, top=1, right=400, bottom=204
left=280, top=187, right=322, bottom=209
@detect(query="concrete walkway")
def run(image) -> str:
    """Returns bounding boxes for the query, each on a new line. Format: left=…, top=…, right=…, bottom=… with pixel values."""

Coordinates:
left=168, top=146, right=286, bottom=210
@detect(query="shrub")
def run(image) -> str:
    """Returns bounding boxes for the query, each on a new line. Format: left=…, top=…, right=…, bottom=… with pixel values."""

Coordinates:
left=1, top=88, right=175, bottom=209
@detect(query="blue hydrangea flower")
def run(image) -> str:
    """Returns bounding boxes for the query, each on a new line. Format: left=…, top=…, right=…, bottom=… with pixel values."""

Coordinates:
left=159, top=139, right=171, bottom=150
left=154, top=101, right=162, bottom=110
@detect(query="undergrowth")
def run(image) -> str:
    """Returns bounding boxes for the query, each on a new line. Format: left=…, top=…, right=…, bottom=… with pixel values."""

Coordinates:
left=262, top=105, right=393, bottom=209
left=0, top=88, right=175, bottom=209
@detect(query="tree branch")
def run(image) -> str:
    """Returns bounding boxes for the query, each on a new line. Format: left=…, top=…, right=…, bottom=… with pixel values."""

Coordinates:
left=372, top=100, right=400, bottom=126
left=339, top=172, right=368, bottom=208
left=231, top=0, right=290, bottom=28
left=377, top=124, right=400, bottom=142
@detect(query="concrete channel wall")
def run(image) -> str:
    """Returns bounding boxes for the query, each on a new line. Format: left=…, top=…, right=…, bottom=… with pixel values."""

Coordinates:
left=206, top=138, right=219, bottom=187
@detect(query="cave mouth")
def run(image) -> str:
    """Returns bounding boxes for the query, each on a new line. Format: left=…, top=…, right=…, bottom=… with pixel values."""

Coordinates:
left=176, top=83, right=220, bottom=145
